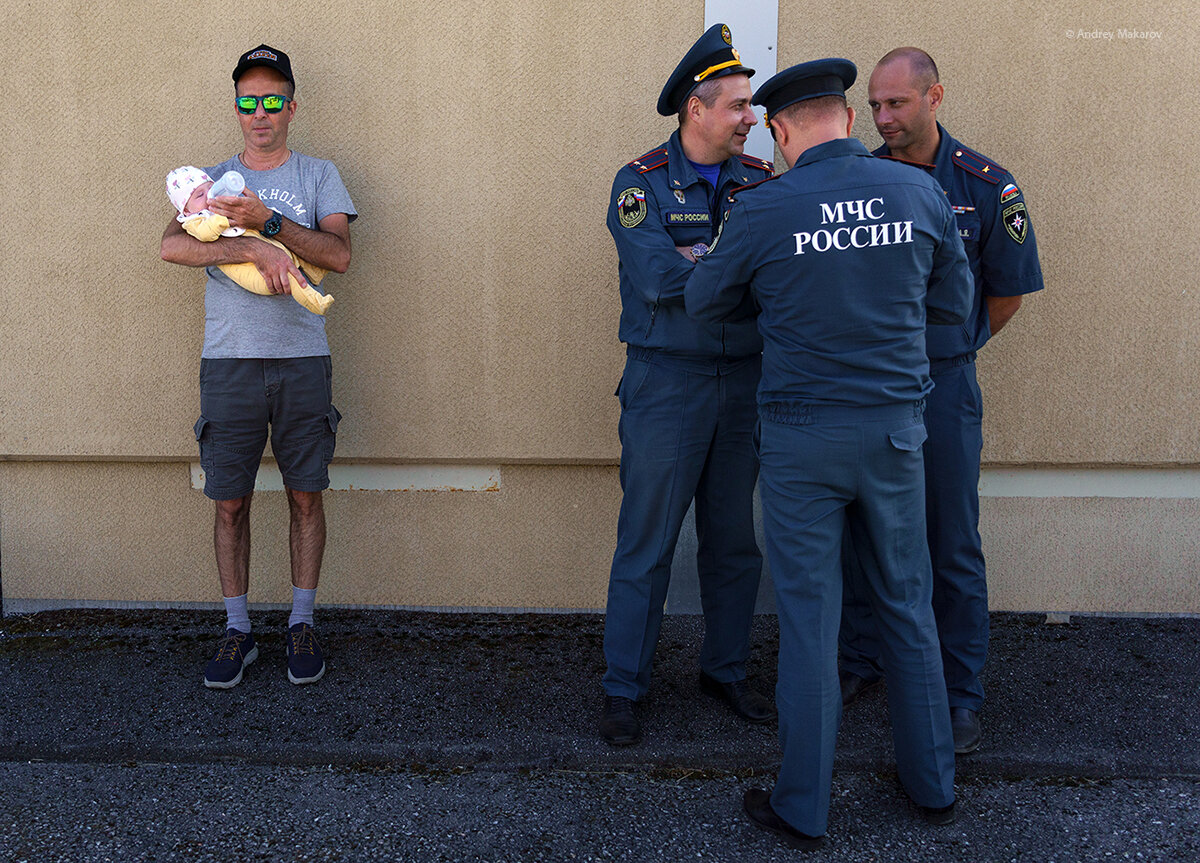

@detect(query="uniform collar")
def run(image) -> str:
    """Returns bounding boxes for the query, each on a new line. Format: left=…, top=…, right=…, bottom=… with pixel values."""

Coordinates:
left=929, top=123, right=957, bottom=191
left=665, top=129, right=755, bottom=192
left=793, top=136, right=871, bottom=169
left=872, top=123, right=955, bottom=189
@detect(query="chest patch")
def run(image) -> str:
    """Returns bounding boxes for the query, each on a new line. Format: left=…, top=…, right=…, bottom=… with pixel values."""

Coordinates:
left=953, top=208, right=980, bottom=242
left=664, top=210, right=712, bottom=226
left=617, top=187, right=647, bottom=228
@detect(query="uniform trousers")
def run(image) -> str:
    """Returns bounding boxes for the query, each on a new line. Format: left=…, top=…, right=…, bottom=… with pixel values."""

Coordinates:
left=602, top=349, right=762, bottom=700
left=840, top=358, right=988, bottom=710
left=759, top=402, right=955, bottom=836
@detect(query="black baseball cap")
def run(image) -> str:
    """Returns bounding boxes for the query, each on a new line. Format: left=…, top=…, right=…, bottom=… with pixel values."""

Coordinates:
left=232, top=44, right=295, bottom=88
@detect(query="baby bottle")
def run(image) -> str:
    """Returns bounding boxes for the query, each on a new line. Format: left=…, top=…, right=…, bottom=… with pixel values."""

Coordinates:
left=208, top=170, right=245, bottom=199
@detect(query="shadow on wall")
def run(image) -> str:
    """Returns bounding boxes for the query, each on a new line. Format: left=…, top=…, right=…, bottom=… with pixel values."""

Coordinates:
left=665, top=486, right=777, bottom=615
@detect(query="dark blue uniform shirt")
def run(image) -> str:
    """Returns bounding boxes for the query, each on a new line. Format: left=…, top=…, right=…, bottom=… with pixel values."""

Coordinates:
left=608, top=130, right=772, bottom=360
left=685, top=137, right=973, bottom=408
left=874, top=123, right=1044, bottom=362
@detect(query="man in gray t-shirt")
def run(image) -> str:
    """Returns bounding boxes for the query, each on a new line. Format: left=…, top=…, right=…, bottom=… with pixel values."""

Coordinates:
left=161, top=44, right=357, bottom=690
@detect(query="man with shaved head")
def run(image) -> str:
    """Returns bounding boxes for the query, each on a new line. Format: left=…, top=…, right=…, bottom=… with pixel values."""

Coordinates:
left=838, top=48, right=1045, bottom=754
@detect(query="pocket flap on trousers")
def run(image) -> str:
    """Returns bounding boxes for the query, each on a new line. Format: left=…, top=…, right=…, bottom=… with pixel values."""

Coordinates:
left=888, top=424, right=928, bottom=452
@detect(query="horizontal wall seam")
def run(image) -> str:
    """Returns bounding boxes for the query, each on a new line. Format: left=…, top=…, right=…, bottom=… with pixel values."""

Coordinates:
left=8, top=462, right=1200, bottom=498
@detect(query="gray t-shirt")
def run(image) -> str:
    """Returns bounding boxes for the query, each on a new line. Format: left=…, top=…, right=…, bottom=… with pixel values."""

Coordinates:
left=201, top=152, right=357, bottom=358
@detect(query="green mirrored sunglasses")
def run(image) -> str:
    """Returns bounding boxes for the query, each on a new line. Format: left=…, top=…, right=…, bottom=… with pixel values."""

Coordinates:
left=235, top=94, right=292, bottom=114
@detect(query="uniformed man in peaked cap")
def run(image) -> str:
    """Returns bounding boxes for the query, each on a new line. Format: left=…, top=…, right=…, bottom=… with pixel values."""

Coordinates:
left=686, top=58, right=972, bottom=845
left=839, top=48, right=1045, bottom=756
left=600, top=23, right=775, bottom=746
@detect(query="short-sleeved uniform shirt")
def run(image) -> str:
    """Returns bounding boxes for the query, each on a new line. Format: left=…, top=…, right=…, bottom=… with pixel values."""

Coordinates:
left=685, top=137, right=973, bottom=408
left=607, top=129, right=772, bottom=360
left=874, top=123, right=1043, bottom=362
left=201, top=152, right=357, bottom=359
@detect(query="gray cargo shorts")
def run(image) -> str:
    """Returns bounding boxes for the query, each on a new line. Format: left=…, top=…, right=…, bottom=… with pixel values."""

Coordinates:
left=194, top=356, right=341, bottom=500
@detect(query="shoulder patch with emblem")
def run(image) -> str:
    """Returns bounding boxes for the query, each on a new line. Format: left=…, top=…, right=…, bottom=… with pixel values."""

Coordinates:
left=738, top=154, right=774, bottom=175
left=999, top=182, right=1021, bottom=204
left=952, top=144, right=1005, bottom=184
left=628, top=147, right=668, bottom=175
left=616, top=187, right=648, bottom=228
left=1002, top=202, right=1029, bottom=243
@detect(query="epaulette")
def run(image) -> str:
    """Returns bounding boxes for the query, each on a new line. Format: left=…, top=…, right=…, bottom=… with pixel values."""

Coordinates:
left=727, top=174, right=782, bottom=201
left=738, top=154, right=774, bottom=174
left=951, top=144, right=1004, bottom=184
left=628, top=147, right=668, bottom=174
left=877, top=154, right=936, bottom=171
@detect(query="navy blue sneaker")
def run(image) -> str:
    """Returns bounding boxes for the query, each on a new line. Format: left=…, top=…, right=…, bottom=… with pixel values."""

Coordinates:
left=204, top=629, right=258, bottom=689
left=286, top=623, right=326, bottom=685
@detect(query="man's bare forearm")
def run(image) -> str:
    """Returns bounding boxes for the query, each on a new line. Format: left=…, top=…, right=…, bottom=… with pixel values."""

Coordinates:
left=986, top=295, right=1023, bottom=336
left=272, top=215, right=351, bottom=273
left=160, top=221, right=278, bottom=268
left=207, top=193, right=351, bottom=273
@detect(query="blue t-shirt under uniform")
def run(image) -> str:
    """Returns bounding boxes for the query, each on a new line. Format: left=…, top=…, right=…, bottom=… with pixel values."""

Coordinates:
left=201, top=152, right=357, bottom=359
left=688, top=159, right=722, bottom=190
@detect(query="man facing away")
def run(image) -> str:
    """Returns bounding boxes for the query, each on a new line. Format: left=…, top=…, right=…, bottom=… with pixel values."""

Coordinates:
left=686, top=58, right=973, bottom=847
left=600, top=23, right=775, bottom=746
left=839, top=48, right=1045, bottom=754
left=161, top=44, right=356, bottom=689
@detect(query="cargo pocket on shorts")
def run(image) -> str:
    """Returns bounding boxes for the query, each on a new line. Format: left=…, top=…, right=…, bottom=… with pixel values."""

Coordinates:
left=194, top=416, right=213, bottom=472
left=323, top=405, right=342, bottom=465
left=887, top=423, right=928, bottom=452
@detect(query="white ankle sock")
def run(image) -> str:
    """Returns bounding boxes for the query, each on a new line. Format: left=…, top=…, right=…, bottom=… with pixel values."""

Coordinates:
left=223, top=593, right=251, bottom=634
left=288, top=586, right=317, bottom=628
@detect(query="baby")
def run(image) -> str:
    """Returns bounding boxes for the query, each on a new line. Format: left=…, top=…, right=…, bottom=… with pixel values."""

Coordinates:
left=166, top=165, right=334, bottom=315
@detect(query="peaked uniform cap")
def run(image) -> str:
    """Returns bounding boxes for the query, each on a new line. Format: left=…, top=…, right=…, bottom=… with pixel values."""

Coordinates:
left=657, top=23, right=755, bottom=116
left=752, top=58, right=856, bottom=123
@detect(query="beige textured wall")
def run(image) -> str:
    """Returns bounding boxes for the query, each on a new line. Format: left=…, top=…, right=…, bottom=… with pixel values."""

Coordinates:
left=983, top=497, right=1200, bottom=612
left=1, top=0, right=708, bottom=463
left=779, top=1, right=1200, bottom=465
left=6, top=462, right=1195, bottom=615
left=5, top=1, right=1192, bottom=464
left=0, top=463, right=618, bottom=609
left=3, top=2, right=1198, bottom=612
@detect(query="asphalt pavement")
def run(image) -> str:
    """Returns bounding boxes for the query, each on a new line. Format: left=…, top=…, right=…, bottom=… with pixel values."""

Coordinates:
left=0, top=609, right=1197, bottom=861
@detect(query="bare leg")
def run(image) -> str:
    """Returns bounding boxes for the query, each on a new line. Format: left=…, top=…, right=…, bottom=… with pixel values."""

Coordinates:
left=287, top=489, right=325, bottom=590
left=214, top=494, right=253, bottom=597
